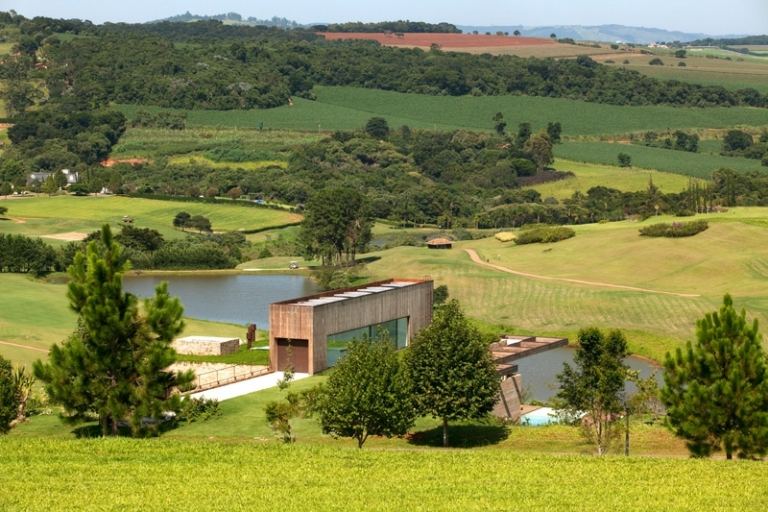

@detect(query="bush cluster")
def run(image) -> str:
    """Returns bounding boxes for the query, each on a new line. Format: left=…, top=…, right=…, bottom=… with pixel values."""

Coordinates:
left=514, top=226, right=575, bottom=245
left=639, top=220, right=709, bottom=238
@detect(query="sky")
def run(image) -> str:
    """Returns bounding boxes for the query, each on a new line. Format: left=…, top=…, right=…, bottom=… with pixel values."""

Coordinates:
left=4, top=0, right=768, bottom=35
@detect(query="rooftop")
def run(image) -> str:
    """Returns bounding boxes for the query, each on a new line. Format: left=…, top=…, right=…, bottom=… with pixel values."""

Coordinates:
left=275, top=278, right=429, bottom=308
left=490, top=335, right=569, bottom=367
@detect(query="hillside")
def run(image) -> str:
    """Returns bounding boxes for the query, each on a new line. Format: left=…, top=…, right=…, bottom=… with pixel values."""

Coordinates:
left=458, top=24, right=739, bottom=44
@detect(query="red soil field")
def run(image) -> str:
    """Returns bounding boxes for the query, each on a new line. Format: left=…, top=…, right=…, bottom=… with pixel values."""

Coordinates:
left=318, top=32, right=556, bottom=48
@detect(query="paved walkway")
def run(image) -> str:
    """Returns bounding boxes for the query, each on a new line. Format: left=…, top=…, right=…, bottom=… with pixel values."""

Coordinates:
left=189, top=371, right=309, bottom=401
left=465, top=248, right=700, bottom=298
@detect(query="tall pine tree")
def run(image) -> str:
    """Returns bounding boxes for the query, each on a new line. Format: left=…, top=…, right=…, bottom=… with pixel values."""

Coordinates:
left=34, top=225, right=193, bottom=436
left=662, top=294, right=768, bottom=459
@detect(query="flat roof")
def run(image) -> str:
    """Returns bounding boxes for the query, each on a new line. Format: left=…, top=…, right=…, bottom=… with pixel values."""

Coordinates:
left=273, top=278, right=429, bottom=308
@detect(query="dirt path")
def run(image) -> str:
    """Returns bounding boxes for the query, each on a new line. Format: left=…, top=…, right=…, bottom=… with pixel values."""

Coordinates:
left=464, top=249, right=700, bottom=298
left=0, top=340, right=49, bottom=353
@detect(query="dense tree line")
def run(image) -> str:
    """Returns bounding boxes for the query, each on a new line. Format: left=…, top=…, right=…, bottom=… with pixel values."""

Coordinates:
left=0, top=233, right=59, bottom=274
left=720, top=129, right=768, bottom=165
left=641, top=130, right=699, bottom=153
left=318, top=21, right=461, bottom=33
left=4, top=13, right=765, bottom=111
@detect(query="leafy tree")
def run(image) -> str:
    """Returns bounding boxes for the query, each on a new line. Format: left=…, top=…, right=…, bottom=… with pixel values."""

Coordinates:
left=722, top=130, right=753, bottom=152
left=173, top=211, right=191, bottom=229
left=662, top=294, right=768, bottom=459
left=189, top=215, right=212, bottom=233
left=405, top=300, right=499, bottom=447
left=556, top=327, right=629, bottom=455
left=33, top=225, right=194, bottom=436
left=364, top=117, right=390, bottom=139
left=116, top=225, right=165, bottom=252
left=617, top=152, right=632, bottom=167
left=0, top=356, right=20, bottom=434
left=516, top=122, right=532, bottom=147
left=0, top=205, right=7, bottom=216
left=649, top=58, right=664, bottom=65
left=524, top=133, right=554, bottom=171
left=433, top=284, right=449, bottom=306
left=674, top=49, right=687, bottom=58
left=492, top=112, right=507, bottom=135
left=316, top=336, right=415, bottom=448
left=300, top=187, right=371, bottom=266
left=546, top=121, right=562, bottom=144
left=513, top=30, right=521, bottom=36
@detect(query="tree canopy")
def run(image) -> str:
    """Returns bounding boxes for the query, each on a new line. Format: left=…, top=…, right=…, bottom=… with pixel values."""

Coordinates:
left=405, top=300, right=499, bottom=447
left=662, top=294, right=768, bottom=459
left=33, top=225, right=194, bottom=436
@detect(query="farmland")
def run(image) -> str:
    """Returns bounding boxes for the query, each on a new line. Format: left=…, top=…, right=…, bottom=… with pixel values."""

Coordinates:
left=0, top=196, right=301, bottom=241
left=1, top=437, right=766, bottom=511
left=555, top=141, right=765, bottom=178
left=116, top=85, right=768, bottom=135
left=530, top=159, right=693, bottom=200
left=318, top=31, right=557, bottom=48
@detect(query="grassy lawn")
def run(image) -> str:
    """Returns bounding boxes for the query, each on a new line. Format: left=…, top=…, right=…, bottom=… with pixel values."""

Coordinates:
left=115, top=85, right=768, bottom=136
left=0, top=195, right=302, bottom=241
left=556, top=141, right=765, bottom=178
left=531, top=159, right=694, bottom=200
left=0, top=274, right=257, bottom=368
left=359, top=208, right=768, bottom=361
left=3, top=435, right=760, bottom=511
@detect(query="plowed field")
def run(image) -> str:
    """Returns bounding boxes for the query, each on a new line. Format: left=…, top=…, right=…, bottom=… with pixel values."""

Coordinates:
left=319, top=32, right=555, bottom=48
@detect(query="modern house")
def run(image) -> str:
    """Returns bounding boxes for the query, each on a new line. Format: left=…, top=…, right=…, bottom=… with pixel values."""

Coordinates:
left=27, top=169, right=79, bottom=186
left=269, top=278, right=433, bottom=374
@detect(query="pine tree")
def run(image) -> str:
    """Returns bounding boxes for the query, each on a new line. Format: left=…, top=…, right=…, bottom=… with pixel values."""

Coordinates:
left=662, top=294, right=768, bottom=459
left=405, top=300, right=499, bottom=447
left=34, top=225, right=193, bottom=436
left=0, top=356, right=19, bottom=434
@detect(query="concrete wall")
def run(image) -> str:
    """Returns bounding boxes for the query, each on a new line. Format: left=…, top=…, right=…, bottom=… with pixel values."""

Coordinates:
left=173, top=337, right=240, bottom=356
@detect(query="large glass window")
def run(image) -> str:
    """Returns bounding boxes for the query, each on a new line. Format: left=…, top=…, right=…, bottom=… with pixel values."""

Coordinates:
left=326, top=317, right=409, bottom=367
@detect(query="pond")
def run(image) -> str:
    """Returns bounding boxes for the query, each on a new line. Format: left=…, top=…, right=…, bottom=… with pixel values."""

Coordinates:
left=515, top=347, right=662, bottom=403
left=123, top=274, right=319, bottom=328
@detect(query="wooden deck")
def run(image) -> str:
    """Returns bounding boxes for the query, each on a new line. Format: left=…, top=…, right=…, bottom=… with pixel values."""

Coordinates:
left=490, top=335, right=568, bottom=366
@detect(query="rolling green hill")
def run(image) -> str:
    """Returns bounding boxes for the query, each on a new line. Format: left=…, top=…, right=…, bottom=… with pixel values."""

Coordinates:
left=116, top=86, right=768, bottom=136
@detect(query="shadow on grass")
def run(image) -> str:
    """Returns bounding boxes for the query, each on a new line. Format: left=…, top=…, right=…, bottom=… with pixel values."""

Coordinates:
left=407, top=421, right=509, bottom=448
left=71, top=419, right=179, bottom=438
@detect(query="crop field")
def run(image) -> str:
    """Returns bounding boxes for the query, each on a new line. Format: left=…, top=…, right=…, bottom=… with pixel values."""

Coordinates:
left=365, top=208, right=768, bottom=361
left=458, top=45, right=625, bottom=58
left=110, top=126, right=323, bottom=160
left=597, top=52, right=768, bottom=93
left=0, top=195, right=301, bottom=241
left=531, top=159, right=694, bottom=200
left=0, top=274, right=251, bottom=367
left=116, top=86, right=768, bottom=136
left=0, top=437, right=765, bottom=511
left=555, top=141, right=765, bottom=178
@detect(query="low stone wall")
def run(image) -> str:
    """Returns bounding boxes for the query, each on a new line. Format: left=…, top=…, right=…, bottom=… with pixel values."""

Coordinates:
left=173, top=336, right=240, bottom=356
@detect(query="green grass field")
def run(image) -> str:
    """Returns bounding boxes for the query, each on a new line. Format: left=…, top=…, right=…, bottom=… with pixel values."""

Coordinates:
left=556, top=141, right=765, bottom=178
left=602, top=50, right=768, bottom=93
left=115, top=85, right=768, bottom=136
left=531, top=159, right=694, bottom=200
left=359, top=208, right=768, bottom=361
left=0, top=274, right=253, bottom=367
left=111, top=127, right=322, bottom=160
left=0, top=437, right=764, bottom=511
left=0, top=195, right=301, bottom=241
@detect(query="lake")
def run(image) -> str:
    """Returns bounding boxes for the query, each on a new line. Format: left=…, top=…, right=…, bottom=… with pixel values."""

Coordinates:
left=123, top=274, right=319, bottom=328
left=515, top=346, right=662, bottom=402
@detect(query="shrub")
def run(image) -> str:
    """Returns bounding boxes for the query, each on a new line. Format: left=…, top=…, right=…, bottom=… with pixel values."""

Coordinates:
left=639, top=220, right=708, bottom=238
left=649, top=58, right=664, bottom=65
left=494, top=231, right=516, bottom=242
left=514, top=226, right=575, bottom=245
left=678, top=61, right=687, bottom=67
left=617, top=152, right=632, bottom=167
left=180, top=397, right=221, bottom=422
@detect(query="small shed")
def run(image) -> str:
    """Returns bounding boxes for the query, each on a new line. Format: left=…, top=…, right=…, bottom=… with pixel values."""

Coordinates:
left=426, top=238, right=453, bottom=249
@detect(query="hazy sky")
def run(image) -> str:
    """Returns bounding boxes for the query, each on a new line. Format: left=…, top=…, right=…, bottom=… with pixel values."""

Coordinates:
left=6, top=0, right=768, bottom=35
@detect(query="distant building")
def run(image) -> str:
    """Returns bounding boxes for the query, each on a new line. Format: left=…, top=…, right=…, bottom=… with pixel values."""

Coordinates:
left=426, top=238, right=453, bottom=249
left=269, top=279, right=433, bottom=374
left=26, top=169, right=79, bottom=187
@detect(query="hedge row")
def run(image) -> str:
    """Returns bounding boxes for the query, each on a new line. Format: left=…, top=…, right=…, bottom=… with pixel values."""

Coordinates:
left=514, top=226, right=576, bottom=245
left=639, top=220, right=709, bottom=238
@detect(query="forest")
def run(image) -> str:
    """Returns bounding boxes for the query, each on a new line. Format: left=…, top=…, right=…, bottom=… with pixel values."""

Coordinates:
left=3, top=12, right=767, bottom=113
